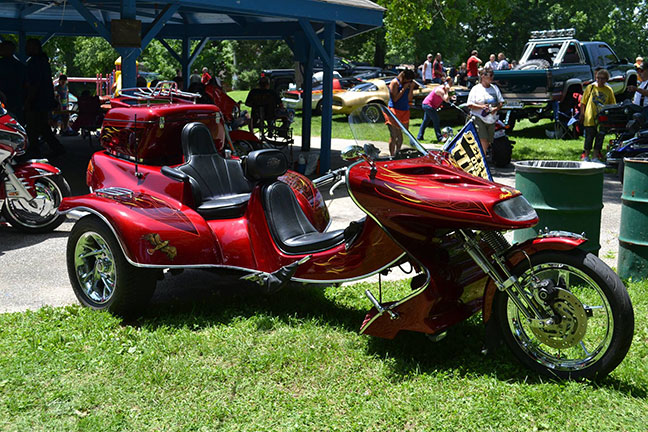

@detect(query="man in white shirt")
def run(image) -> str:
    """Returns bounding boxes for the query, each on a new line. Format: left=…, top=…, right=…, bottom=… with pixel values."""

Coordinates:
left=486, top=54, right=499, bottom=71
left=421, top=54, right=433, bottom=84
left=467, top=67, right=505, bottom=153
left=627, top=61, right=648, bottom=121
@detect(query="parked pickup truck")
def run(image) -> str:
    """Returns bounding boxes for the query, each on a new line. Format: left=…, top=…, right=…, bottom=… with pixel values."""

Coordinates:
left=494, top=29, right=637, bottom=129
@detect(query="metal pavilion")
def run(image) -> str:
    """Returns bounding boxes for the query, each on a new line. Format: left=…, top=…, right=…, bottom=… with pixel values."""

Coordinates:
left=0, top=0, right=384, bottom=171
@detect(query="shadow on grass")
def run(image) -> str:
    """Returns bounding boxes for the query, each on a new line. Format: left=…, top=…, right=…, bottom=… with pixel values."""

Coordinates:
left=138, top=271, right=646, bottom=397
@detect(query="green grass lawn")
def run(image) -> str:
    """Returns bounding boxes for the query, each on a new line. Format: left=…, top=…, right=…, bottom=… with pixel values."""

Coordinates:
left=1, top=278, right=647, bottom=431
left=230, top=89, right=588, bottom=161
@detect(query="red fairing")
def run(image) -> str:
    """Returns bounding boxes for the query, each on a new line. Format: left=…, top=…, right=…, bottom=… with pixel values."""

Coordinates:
left=348, top=155, right=537, bottom=233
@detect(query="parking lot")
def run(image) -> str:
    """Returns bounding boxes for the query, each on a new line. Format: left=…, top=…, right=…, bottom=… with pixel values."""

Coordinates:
left=0, top=135, right=624, bottom=313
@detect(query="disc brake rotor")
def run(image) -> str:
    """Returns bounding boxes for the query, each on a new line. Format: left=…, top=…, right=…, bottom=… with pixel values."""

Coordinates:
left=530, top=288, right=588, bottom=349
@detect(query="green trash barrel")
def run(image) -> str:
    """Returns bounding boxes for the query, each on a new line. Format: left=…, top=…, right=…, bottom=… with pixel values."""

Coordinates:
left=618, top=158, right=648, bottom=280
left=513, top=160, right=605, bottom=255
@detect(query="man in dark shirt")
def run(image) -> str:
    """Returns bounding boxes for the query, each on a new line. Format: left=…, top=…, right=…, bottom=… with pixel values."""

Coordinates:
left=24, top=38, right=65, bottom=159
left=0, top=40, right=26, bottom=124
left=245, top=77, right=281, bottom=134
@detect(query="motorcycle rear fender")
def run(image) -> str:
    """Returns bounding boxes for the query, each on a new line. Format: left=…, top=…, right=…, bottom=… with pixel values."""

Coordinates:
left=229, top=129, right=261, bottom=143
left=60, top=194, right=221, bottom=267
left=9, top=161, right=62, bottom=198
left=481, top=233, right=586, bottom=323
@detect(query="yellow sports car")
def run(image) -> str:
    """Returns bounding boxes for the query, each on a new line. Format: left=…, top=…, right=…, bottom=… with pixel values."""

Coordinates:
left=332, top=77, right=468, bottom=117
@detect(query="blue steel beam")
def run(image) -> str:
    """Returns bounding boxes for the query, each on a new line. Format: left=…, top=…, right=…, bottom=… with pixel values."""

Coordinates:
left=141, top=2, right=181, bottom=47
left=189, top=37, right=209, bottom=65
left=120, top=0, right=138, bottom=89
left=157, top=38, right=183, bottom=64
left=66, top=0, right=111, bottom=41
left=319, top=22, right=335, bottom=173
left=299, top=19, right=330, bottom=68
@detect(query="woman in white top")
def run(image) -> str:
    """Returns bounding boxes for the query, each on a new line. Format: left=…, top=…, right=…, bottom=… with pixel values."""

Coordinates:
left=628, top=61, right=648, bottom=122
left=466, top=67, right=505, bottom=153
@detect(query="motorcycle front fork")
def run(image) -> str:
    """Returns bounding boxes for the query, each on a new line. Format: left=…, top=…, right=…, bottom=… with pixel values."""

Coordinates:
left=458, top=229, right=554, bottom=327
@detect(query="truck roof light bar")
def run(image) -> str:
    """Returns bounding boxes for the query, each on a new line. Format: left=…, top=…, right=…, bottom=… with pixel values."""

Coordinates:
left=530, top=28, right=576, bottom=40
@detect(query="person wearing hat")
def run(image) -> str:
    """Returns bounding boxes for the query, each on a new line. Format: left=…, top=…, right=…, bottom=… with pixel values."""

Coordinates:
left=628, top=61, right=648, bottom=120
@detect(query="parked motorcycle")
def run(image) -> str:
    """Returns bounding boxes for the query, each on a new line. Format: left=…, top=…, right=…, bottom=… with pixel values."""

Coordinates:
left=60, top=103, right=633, bottom=379
left=605, top=111, right=648, bottom=182
left=0, top=104, right=71, bottom=232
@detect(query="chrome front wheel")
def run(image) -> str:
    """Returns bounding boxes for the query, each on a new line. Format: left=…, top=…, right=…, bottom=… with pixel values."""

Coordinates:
left=494, top=249, right=634, bottom=380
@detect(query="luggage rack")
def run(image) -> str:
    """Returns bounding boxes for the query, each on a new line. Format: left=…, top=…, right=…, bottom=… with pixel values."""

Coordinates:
left=119, top=81, right=200, bottom=105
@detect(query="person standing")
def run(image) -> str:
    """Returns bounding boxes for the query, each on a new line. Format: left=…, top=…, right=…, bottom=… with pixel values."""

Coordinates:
left=467, top=50, right=481, bottom=88
left=486, top=54, right=499, bottom=70
left=386, top=69, right=416, bottom=155
left=54, top=74, right=75, bottom=135
left=0, top=40, right=26, bottom=124
left=189, top=69, right=201, bottom=85
left=467, top=67, right=504, bottom=154
left=418, top=77, right=455, bottom=142
left=201, top=67, right=212, bottom=85
left=172, top=69, right=183, bottom=90
left=627, top=61, right=648, bottom=121
left=23, top=38, right=65, bottom=159
left=432, top=53, right=444, bottom=84
left=457, top=62, right=468, bottom=87
left=579, top=69, right=616, bottom=162
left=421, top=54, right=433, bottom=84
left=497, top=52, right=510, bottom=70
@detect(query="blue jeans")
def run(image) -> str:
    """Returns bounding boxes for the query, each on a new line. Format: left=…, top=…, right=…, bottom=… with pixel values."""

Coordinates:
left=417, top=104, right=441, bottom=141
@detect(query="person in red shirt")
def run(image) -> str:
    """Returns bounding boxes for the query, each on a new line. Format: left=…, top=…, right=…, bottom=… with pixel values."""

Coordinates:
left=467, top=50, right=481, bottom=88
left=432, top=53, right=445, bottom=84
left=201, top=67, right=212, bottom=85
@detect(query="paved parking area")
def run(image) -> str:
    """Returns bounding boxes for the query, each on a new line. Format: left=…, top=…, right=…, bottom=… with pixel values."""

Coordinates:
left=0, top=135, right=624, bottom=313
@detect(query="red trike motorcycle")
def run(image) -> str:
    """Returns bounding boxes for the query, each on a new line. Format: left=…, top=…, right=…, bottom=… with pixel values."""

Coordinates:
left=60, top=102, right=633, bottom=379
left=0, top=104, right=70, bottom=232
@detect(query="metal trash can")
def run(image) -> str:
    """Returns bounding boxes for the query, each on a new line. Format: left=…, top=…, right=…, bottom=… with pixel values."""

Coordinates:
left=618, top=158, right=648, bottom=280
left=513, top=160, right=605, bottom=255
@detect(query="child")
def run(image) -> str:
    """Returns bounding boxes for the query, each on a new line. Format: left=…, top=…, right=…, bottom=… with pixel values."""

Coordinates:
left=579, top=69, right=616, bottom=162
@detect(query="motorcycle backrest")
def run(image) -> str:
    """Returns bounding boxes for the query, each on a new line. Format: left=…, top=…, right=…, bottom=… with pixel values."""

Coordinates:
left=245, top=149, right=288, bottom=182
left=181, top=122, right=217, bottom=157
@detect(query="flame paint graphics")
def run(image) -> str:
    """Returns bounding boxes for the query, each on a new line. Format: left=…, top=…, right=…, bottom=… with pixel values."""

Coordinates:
left=378, top=177, right=490, bottom=216
left=104, top=192, right=198, bottom=234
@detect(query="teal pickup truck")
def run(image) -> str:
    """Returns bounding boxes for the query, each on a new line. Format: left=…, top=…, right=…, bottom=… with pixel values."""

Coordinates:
left=494, top=29, right=637, bottom=131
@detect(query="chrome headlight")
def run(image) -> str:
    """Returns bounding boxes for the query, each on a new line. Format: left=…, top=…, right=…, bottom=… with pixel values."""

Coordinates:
left=232, top=104, right=240, bottom=119
left=494, top=195, right=537, bottom=222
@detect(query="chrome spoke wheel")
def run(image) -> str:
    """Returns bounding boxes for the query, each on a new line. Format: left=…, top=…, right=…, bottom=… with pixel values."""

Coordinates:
left=506, top=262, right=613, bottom=372
left=74, top=231, right=116, bottom=304
left=4, top=177, right=62, bottom=228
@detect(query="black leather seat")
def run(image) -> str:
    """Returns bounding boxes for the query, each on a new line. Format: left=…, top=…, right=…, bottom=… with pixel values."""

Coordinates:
left=263, top=181, right=346, bottom=254
left=175, top=122, right=252, bottom=219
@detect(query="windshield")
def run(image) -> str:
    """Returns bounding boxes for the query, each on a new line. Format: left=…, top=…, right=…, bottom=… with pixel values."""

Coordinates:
left=348, top=103, right=428, bottom=160
left=349, top=82, right=378, bottom=92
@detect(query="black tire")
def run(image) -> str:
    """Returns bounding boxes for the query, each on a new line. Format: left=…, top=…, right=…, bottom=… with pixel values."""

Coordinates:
left=493, top=249, right=634, bottom=380
left=2, top=174, right=71, bottom=233
left=513, top=59, right=551, bottom=70
left=67, top=216, right=158, bottom=319
left=314, top=100, right=323, bottom=116
left=362, top=102, right=384, bottom=123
